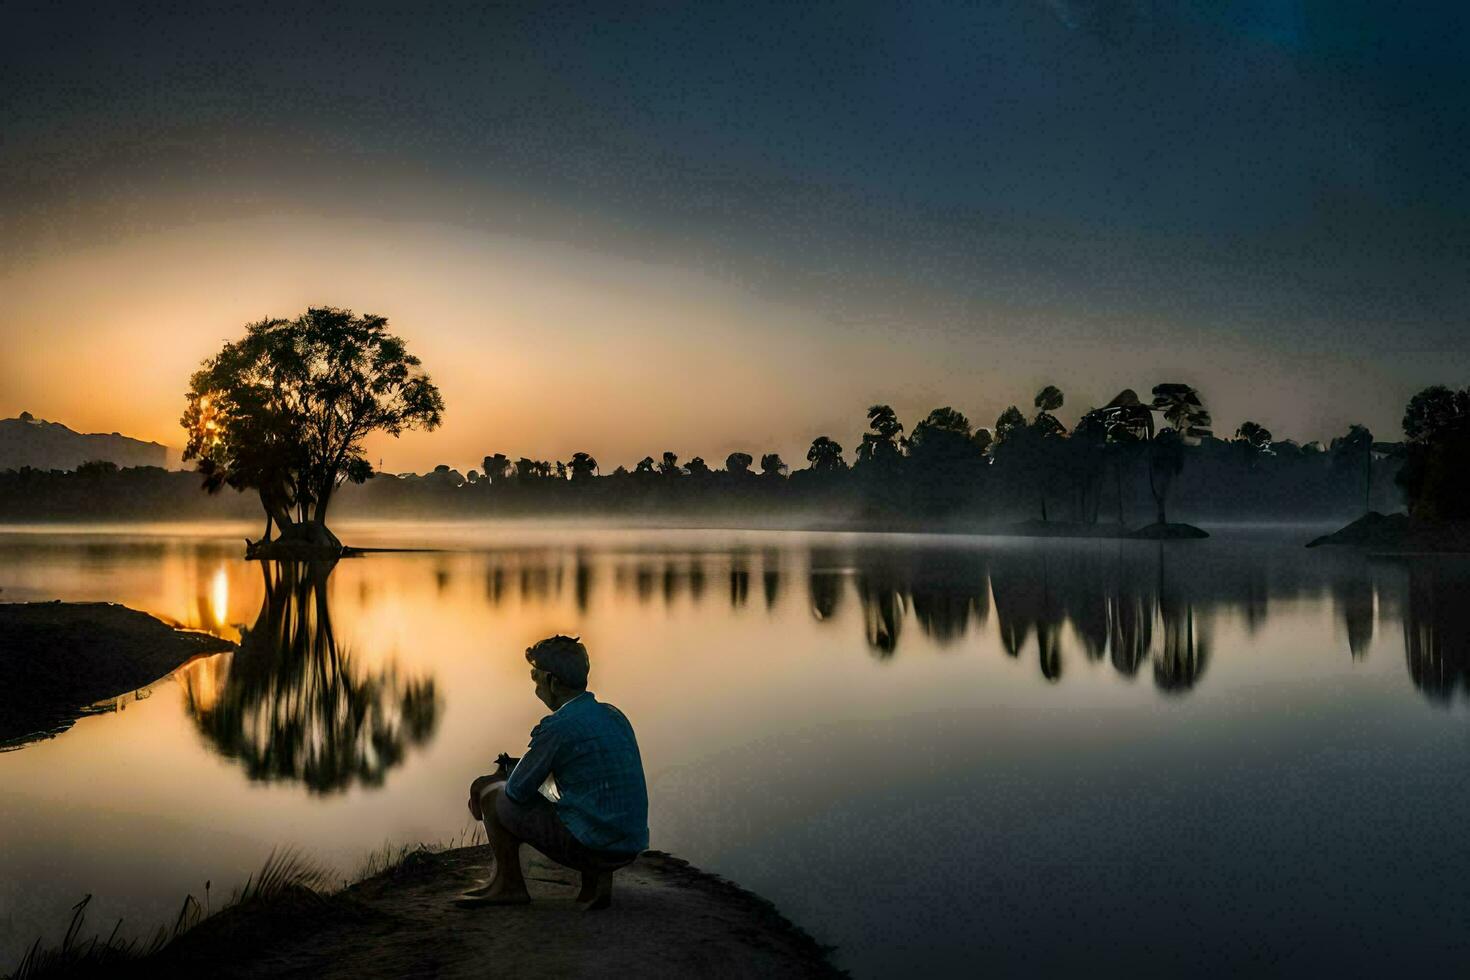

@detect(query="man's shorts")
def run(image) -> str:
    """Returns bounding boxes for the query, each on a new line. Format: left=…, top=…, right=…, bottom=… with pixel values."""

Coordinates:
left=493, top=784, right=638, bottom=874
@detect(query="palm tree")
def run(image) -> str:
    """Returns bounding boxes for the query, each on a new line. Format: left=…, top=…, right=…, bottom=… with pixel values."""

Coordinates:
left=1147, top=383, right=1210, bottom=526
left=1147, top=429, right=1185, bottom=525
left=806, top=436, right=847, bottom=472
left=868, top=404, right=904, bottom=441
left=1150, top=383, right=1212, bottom=440
left=857, top=404, right=905, bottom=465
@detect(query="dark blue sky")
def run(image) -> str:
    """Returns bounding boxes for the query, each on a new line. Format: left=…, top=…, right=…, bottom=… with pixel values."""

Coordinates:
left=3, top=1, right=1467, bottom=462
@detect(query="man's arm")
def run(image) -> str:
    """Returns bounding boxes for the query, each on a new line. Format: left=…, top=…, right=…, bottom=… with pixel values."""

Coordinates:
left=504, top=720, right=559, bottom=804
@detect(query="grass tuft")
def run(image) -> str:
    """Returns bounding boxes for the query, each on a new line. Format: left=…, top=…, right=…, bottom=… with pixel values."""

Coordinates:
left=4, top=831, right=489, bottom=980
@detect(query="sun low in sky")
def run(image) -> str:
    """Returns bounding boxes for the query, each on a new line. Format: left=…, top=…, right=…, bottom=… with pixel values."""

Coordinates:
left=2, top=1, right=1466, bottom=472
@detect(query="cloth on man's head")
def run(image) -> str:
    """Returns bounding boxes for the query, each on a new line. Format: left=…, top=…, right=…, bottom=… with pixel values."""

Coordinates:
left=526, top=634, right=590, bottom=689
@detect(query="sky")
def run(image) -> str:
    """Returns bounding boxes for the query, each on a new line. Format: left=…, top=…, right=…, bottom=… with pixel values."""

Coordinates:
left=2, top=0, right=1467, bottom=473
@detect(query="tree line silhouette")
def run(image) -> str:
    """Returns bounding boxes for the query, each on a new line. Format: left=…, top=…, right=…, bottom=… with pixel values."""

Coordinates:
left=329, top=382, right=1421, bottom=527
left=4, top=381, right=1464, bottom=529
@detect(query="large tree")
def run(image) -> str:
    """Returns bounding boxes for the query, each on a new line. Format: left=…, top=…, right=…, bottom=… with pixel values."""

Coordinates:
left=1397, top=385, right=1470, bottom=520
left=182, top=307, right=443, bottom=549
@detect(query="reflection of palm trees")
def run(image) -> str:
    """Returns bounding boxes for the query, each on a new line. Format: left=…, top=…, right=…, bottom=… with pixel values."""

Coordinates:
left=989, top=550, right=1064, bottom=679
left=808, top=549, right=844, bottom=622
left=762, top=549, right=782, bottom=610
left=574, top=551, right=594, bottom=612
left=729, top=553, right=751, bottom=608
left=181, top=561, right=440, bottom=794
left=856, top=555, right=907, bottom=658
left=1332, top=576, right=1374, bottom=660
left=1153, top=599, right=1209, bottom=692
left=909, top=554, right=989, bottom=647
left=1151, top=546, right=1209, bottom=693
left=635, top=563, right=656, bottom=604
left=486, top=563, right=507, bottom=606
left=1404, top=560, right=1470, bottom=705
left=688, top=558, right=706, bottom=603
left=1106, top=586, right=1154, bottom=676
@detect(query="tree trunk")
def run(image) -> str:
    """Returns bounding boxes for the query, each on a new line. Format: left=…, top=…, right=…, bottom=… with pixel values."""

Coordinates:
left=259, top=487, right=294, bottom=539
left=1116, top=465, right=1125, bottom=525
left=1364, top=450, right=1371, bottom=514
left=1148, top=464, right=1167, bottom=525
left=314, top=480, right=335, bottom=529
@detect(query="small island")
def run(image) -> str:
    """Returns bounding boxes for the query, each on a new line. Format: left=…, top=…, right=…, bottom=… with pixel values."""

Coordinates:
left=1307, top=386, right=1469, bottom=552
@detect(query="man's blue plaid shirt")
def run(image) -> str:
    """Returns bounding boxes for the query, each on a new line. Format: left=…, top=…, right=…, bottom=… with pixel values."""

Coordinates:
left=505, top=691, right=650, bottom=854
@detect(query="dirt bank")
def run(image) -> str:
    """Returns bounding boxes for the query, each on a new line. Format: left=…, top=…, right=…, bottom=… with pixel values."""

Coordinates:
left=0, top=601, right=234, bottom=749
left=148, top=846, right=840, bottom=978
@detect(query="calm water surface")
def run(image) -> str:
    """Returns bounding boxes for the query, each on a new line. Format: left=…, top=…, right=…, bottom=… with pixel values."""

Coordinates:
left=1, top=522, right=1468, bottom=976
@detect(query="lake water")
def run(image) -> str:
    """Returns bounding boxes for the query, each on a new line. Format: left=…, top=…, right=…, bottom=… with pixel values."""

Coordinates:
left=1, top=522, right=1468, bottom=976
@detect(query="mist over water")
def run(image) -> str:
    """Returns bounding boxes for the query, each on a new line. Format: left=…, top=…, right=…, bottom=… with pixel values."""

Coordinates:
left=1, top=521, right=1468, bottom=975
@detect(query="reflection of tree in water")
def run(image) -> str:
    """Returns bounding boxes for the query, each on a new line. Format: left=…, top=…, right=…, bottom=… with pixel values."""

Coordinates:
left=1332, top=576, right=1375, bottom=660
left=634, top=563, right=656, bottom=604
left=856, top=554, right=907, bottom=658
left=808, top=548, right=844, bottom=622
left=688, top=558, right=706, bottom=603
left=182, top=561, right=440, bottom=794
left=762, top=549, right=782, bottom=610
left=729, top=553, right=751, bottom=608
left=1404, top=560, right=1470, bottom=705
left=909, top=553, right=989, bottom=648
left=1150, top=546, right=1210, bottom=693
left=1153, top=596, right=1209, bottom=692
left=840, top=543, right=1213, bottom=691
left=574, top=551, right=594, bottom=612
left=1106, top=582, right=1154, bottom=677
left=989, top=550, right=1065, bottom=679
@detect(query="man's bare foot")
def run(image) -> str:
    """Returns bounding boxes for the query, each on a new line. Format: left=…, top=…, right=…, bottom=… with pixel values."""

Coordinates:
left=461, top=878, right=494, bottom=898
left=578, top=870, right=613, bottom=911
left=454, top=876, right=530, bottom=907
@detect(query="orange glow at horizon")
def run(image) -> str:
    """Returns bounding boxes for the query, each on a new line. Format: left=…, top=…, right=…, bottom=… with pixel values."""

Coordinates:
left=0, top=212, right=926, bottom=474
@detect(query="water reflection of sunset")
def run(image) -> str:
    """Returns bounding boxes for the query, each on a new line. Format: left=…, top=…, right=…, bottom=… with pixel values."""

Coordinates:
left=3, top=525, right=1469, bottom=974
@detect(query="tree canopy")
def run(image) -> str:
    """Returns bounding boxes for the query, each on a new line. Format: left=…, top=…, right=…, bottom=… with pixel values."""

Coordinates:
left=182, top=307, right=443, bottom=543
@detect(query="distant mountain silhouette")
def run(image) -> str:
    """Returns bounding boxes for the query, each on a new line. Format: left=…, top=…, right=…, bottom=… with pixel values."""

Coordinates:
left=0, top=412, right=169, bottom=471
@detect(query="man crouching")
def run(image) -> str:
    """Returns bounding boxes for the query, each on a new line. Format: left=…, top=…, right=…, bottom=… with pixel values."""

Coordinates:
left=459, top=635, right=649, bottom=910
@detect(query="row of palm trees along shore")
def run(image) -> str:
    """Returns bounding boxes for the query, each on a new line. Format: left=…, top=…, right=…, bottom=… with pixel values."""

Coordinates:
left=175, top=308, right=1466, bottom=555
